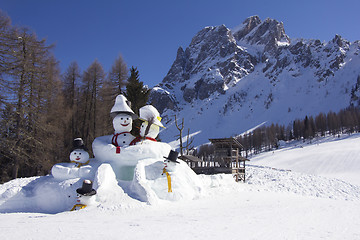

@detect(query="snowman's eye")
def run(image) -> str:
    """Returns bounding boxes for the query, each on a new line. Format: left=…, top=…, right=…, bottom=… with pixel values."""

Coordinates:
left=79, top=153, right=81, bottom=155
left=127, top=118, right=129, bottom=120
left=121, top=117, right=123, bottom=120
left=73, top=152, right=77, bottom=155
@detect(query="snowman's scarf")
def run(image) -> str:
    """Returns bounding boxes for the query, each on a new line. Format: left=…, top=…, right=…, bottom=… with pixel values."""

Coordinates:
left=112, top=131, right=131, bottom=146
left=130, top=136, right=157, bottom=145
left=71, top=160, right=90, bottom=168
left=70, top=204, right=87, bottom=211
left=162, top=167, right=172, bottom=193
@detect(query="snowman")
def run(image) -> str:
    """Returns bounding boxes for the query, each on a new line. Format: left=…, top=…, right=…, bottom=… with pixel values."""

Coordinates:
left=51, top=138, right=93, bottom=180
left=110, top=95, right=137, bottom=149
left=93, top=102, right=172, bottom=181
left=131, top=105, right=165, bottom=145
left=163, top=150, right=180, bottom=172
left=92, top=94, right=137, bottom=161
left=162, top=150, right=180, bottom=193
left=70, top=138, right=90, bottom=167
left=71, top=179, right=97, bottom=211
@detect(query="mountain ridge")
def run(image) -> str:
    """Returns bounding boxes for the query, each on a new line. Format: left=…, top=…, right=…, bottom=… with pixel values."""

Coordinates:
left=149, top=16, right=360, bottom=146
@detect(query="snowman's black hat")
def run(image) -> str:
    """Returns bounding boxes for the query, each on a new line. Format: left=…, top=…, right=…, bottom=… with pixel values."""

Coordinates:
left=72, top=138, right=88, bottom=151
left=164, top=150, right=180, bottom=163
left=76, top=180, right=96, bottom=196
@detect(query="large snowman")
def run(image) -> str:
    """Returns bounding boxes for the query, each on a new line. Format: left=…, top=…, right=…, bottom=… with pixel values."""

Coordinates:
left=92, top=98, right=171, bottom=181
left=92, top=94, right=137, bottom=161
left=131, top=105, right=165, bottom=145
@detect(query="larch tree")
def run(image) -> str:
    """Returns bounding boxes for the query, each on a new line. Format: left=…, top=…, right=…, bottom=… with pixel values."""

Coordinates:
left=80, top=59, right=105, bottom=150
left=62, top=61, right=81, bottom=149
left=108, top=54, right=128, bottom=98
left=96, top=54, right=129, bottom=136
left=0, top=15, right=62, bottom=181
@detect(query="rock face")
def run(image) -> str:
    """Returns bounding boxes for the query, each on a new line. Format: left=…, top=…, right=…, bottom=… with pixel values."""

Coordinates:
left=149, top=16, right=360, bottom=146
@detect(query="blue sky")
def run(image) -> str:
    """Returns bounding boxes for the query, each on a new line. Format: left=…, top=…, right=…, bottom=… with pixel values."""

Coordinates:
left=2, top=0, right=359, bottom=87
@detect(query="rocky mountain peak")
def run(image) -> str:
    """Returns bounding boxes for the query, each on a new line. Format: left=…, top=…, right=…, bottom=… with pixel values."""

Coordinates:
left=149, top=17, right=360, bottom=147
left=233, top=15, right=261, bottom=40
left=234, top=17, right=290, bottom=52
left=332, top=34, right=350, bottom=49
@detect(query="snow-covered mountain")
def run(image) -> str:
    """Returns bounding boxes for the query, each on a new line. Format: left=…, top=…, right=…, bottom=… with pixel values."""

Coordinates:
left=150, top=16, right=360, bottom=146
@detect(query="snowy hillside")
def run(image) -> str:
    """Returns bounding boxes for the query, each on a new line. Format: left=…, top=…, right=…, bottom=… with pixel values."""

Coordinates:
left=251, top=133, right=360, bottom=186
left=1, top=135, right=360, bottom=239
left=150, top=16, right=360, bottom=147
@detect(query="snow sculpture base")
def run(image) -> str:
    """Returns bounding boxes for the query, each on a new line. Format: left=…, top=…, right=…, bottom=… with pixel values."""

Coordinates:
left=129, top=158, right=204, bottom=203
left=92, top=163, right=144, bottom=209
left=93, top=137, right=172, bottom=181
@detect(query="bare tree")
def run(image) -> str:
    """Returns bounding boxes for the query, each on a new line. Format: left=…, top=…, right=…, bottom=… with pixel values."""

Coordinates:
left=174, top=115, right=194, bottom=156
left=0, top=15, right=62, bottom=180
left=80, top=59, right=105, bottom=149
left=109, top=54, right=128, bottom=97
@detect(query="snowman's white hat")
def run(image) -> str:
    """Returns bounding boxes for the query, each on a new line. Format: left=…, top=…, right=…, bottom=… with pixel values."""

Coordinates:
left=139, top=105, right=164, bottom=128
left=110, top=95, right=137, bottom=119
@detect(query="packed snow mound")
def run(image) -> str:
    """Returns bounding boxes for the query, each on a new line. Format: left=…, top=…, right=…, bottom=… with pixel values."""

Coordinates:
left=0, top=176, right=83, bottom=214
left=130, top=157, right=204, bottom=203
left=246, top=166, right=360, bottom=201
left=0, top=141, right=203, bottom=213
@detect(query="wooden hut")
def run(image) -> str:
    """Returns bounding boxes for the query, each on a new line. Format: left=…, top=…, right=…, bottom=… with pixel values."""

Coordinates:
left=185, top=137, right=249, bottom=182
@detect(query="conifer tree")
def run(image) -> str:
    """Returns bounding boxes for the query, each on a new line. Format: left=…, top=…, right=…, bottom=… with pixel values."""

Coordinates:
left=125, top=66, right=150, bottom=136
left=125, top=66, right=150, bottom=114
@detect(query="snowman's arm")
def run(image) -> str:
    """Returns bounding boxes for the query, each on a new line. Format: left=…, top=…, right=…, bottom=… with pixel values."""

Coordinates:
left=51, top=163, right=78, bottom=180
left=78, top=165, right=93, bottom=179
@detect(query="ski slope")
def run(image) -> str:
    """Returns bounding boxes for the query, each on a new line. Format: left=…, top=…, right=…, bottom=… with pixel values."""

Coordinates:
left=1, top=134, right=360, bottom=239
left=251, top=133, right=360, bottom=186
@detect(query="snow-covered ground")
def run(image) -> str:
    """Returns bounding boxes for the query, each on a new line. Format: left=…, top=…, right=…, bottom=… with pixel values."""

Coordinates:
left=1, top=134, right=360, bottom=239
left=250, top=133, right=360, bottom=186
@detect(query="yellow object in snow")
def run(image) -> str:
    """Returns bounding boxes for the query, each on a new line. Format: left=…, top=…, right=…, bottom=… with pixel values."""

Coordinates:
left=70, top=204, right=87, bottom=211
left=162, top=167, right=172, bottom=192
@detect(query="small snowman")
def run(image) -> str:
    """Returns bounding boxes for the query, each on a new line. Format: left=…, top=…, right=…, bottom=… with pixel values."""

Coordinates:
left=71, top=179, right=97, bottom=211
left=110, top=95, right=137, bottom=150
left=162, top=150, right=180, bottom=193
left=132, top=105, right=164, bottom=145
left=163, top=150, right=180, bottom=173
left=51, top=138, right=93, bottom=180
left=70, top=138, right=90, bottom=168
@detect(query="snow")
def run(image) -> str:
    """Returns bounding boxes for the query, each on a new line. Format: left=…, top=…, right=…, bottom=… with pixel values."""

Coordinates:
left=276, top=40, right=290, bottom=47
left=1, top=134, right=360, bottom=239
left=251, top=134, right=360, bottom=186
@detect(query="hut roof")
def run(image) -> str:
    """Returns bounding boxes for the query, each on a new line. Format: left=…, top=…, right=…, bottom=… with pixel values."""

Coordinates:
left=209, top=137, right=243, bottom=149
left=179, top=155, right=203, bottom=162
